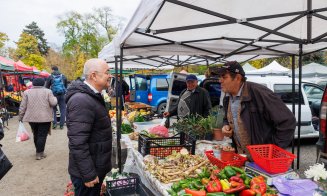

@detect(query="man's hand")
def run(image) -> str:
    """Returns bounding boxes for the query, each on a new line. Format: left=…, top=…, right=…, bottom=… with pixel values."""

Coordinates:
left=163, top=111, right=170, bottom=117
left=222, top=125, right=233, bottom=137
left=84, top=176, right=99, bottom=187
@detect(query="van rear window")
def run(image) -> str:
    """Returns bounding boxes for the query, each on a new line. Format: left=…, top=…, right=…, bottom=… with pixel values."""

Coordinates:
left=156, top=78, right=169, bottom=91
left=172, top=80, right=187, bottom=96
left=135, top=77, right=147, bottom=90
left=274, top=84, right=304, bottom=104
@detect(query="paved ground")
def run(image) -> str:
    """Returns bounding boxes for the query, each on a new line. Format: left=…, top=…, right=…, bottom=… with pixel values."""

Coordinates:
left=0, top=117, right=69, bottom=196
left=0, top=116, right=321, bottom=195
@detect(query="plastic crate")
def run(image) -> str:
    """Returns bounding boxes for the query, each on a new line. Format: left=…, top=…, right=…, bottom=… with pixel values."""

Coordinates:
left=205, top=150, right=247, bottom=168
left=247, top=144, right=296, bottom=174
left=106, top=174, right=154, bottom=196
left=138, top=132, right=196, bottom=158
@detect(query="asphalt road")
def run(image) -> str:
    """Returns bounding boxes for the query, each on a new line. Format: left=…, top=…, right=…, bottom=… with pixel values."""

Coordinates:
left=287, top=138, right=321, bottom=177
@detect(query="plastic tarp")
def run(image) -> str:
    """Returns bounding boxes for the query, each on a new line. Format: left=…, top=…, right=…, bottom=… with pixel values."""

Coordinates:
left=14, top=61, right=33, bottom=72
left=99, top=0, right=327, bottom=59
left=246, top=60, right=290, bottom=75
left=0, top=56, right=15, bottom=71
left=242, top=63, right=257, bottom=71
left=290, top=62, right=327, bottom=77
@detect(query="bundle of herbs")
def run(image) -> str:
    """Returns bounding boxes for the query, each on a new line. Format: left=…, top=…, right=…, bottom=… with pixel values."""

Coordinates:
left=171, top=114, right=213, bottom=140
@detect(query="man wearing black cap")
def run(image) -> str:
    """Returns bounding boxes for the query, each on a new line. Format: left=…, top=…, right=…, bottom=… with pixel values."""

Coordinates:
left=46, top=65, right=68, bottom=129
left=219, top=61, right=296, bottom=154
left=163, top=74, right=212, bottom=118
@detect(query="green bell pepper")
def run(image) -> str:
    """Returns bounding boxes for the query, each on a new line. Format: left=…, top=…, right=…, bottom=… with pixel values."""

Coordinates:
left=224, top=166, right=237, bottom=178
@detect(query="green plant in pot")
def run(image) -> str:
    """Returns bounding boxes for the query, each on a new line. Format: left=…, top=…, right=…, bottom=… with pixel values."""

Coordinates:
left=172, top=114, right=213, bottom=140
left=210, top=105, right=225, bottom=141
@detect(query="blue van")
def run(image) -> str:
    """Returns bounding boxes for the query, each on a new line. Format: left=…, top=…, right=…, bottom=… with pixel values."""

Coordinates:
left=129, top=74, right=169, bottom=114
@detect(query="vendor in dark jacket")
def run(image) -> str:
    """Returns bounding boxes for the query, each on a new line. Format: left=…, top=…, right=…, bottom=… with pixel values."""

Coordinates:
left=163, top=74, right=212, bottom=118
left=219, top=61, right=296, bottom=154
left=66, top=58, right=112, bottom=196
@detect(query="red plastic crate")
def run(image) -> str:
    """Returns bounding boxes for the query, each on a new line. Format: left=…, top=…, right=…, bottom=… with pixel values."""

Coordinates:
left=205, top=150, right=247, bottom=168
left=247, top=144, right=296, bottom=174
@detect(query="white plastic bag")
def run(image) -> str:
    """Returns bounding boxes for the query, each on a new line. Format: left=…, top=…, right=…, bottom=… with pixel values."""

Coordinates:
left=16, top=122, right=30, bottom=142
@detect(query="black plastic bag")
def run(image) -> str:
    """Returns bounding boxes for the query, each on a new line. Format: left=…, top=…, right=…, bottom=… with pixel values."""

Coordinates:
left=0, top=147, right=13, bottom=180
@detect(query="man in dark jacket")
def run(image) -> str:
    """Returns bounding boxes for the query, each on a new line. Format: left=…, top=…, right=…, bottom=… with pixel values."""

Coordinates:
left=46, top=65, right=68, bottom=129
left=109, top=74, right=129, bottom=109
left=66, top=58, right=112, bottom=195
left=219, top=61, right=296, bottom=154
left=163, top=74, right=212, bottom=118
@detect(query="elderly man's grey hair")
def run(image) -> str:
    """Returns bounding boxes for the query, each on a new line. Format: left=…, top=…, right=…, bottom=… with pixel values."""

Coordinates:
left=83, top=58, right=108, bottom=79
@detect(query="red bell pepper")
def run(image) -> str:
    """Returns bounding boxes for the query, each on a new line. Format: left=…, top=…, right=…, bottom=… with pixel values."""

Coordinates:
left=229, top=176, right=244, bottom=183
left=250, top=176, right=267, bottom=194
left=239, top=189, right=256, bottom=196
left=206, top=179, right=222, bottom=192
left=230, top=181, right=241, bottom=188
left=185, top=188, right=206, bottom=196
left=223, top=183, right=246, bottom=194
left=250, top=176, right=265, bottom=186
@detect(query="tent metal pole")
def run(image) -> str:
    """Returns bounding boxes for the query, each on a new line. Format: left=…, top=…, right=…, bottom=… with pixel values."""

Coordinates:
left=145, top=0, right=166, bottom=33
left=115, top=54, right=122, bottom=173
left=307, top=0, right=312, bottom=42
left=241, top=55, right=259, bottom=64
left=226, top=13, right=306, bottom=57
left=297, top=44, right=303, bottom=169
left=0, top=69, right=8, bottom=126
left=165, top=0, right=304, bottom=42
left=119, top=48, right=124, bottom=173
left=291, top=55, right=296, bottom=169
left=124, top=43, right=174, bottom=49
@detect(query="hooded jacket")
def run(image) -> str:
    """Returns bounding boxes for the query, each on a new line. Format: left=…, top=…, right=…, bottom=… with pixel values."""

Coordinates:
left=65, top=81, right=112, bottom=182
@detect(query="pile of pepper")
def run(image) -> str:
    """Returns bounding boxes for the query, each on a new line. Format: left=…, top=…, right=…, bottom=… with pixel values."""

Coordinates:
left=167, top=166, right=277, bottom=196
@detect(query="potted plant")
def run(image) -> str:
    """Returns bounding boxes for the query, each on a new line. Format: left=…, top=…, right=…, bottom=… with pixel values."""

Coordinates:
left=210, top=105, right=225, bottom=141
left=172, top=114, right=213, bottom=140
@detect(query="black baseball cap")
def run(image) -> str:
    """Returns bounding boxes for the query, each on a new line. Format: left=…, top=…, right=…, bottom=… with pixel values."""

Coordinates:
left=218, top=61, right=245, bottom=77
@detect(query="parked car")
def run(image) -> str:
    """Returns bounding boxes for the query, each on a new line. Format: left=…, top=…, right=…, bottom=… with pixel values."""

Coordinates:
left=247, top=75, right=324, bottom=139
left=304, top=77, right=327, bottom=88
left=128, top=74, right=169, bottom=114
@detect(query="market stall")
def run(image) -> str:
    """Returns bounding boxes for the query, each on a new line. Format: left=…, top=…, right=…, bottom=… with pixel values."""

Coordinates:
left=114, top=119, right=326, bottom=196
left=99, top=0, right=327, bottom=195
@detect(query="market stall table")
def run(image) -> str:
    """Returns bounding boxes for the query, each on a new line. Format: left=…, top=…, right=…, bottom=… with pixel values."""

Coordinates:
left=120, top=130, right=232, bottom=196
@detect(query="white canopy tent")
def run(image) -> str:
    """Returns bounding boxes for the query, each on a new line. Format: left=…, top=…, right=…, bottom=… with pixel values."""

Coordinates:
left=246, top=60, right=290, bottom=75
left=242, top=62, right=257, bottom=71
left=101, top=0, right=327, bottom=59
left=101, top=0, right=327, bottom=171
left=290, top=62, right=327, bottom=77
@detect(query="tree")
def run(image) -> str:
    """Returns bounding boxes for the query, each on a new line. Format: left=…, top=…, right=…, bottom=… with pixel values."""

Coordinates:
left=0, top=32, right=9, bottom=49
left=15, top=32, right=46, bottom=70
left=23, top=22, right=50, bottom=56
left=57, top=12, right=83, bottom=57
left=91, top=7, right=122, bottom=43
left=303, top=51, right=325, bottom=65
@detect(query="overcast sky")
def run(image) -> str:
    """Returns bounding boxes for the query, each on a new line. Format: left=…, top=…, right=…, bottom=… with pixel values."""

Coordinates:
left=0, top=0, right=141, bottom=48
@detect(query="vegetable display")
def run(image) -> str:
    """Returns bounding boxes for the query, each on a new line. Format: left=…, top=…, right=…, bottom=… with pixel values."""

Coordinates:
left=167, top=164, right=277, bottom=196
left=121, top=123, right=133, bottom=134
left=144, top=149, right=211, bottom=183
